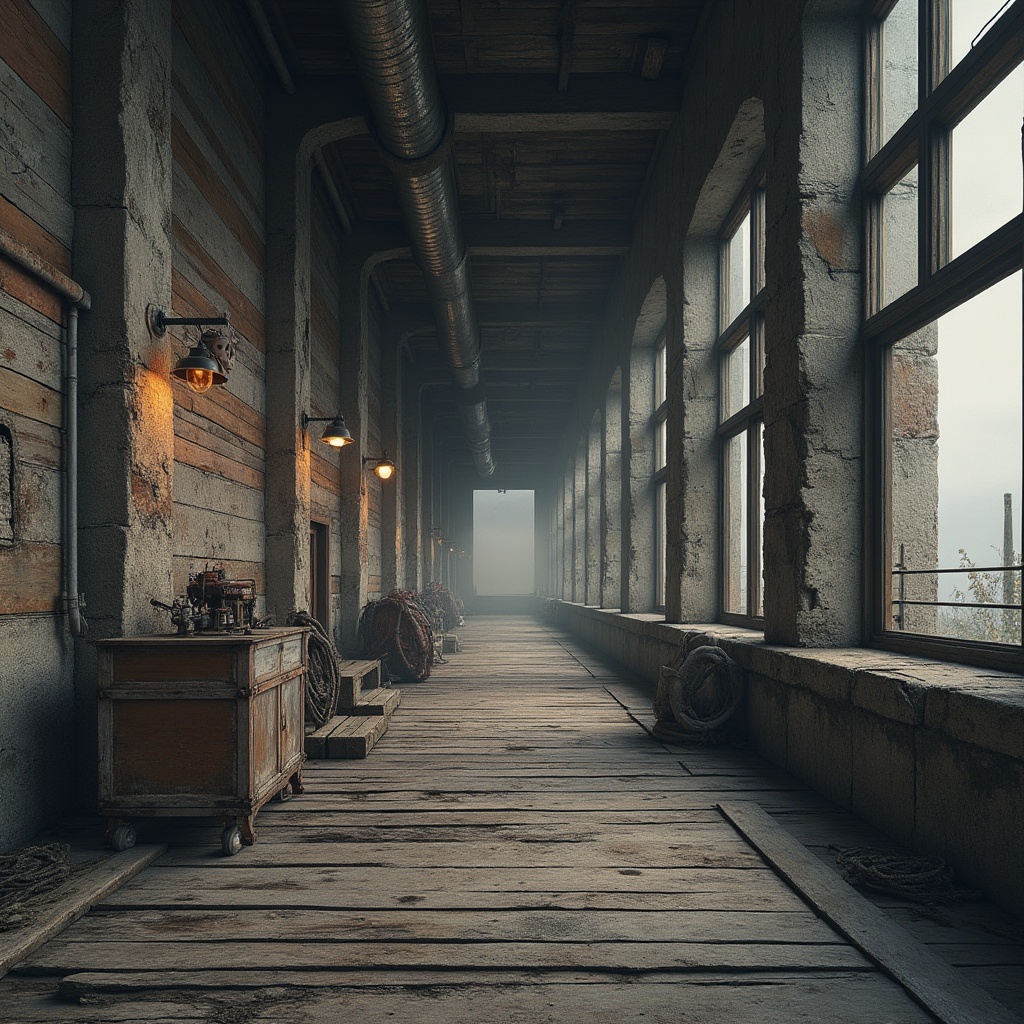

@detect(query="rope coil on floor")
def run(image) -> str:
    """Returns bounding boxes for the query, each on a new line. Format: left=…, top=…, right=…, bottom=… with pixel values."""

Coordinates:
left=416, top=582, right=464, bottom=632
left=833, top=846, right=982, bottom=904
left=655, top=642, right=743, bottom=745
left=0, top=842, right=70, bottom=932
left=357, top=590, right=435, bottom=681
left=287, top=610, right=340, bottom=729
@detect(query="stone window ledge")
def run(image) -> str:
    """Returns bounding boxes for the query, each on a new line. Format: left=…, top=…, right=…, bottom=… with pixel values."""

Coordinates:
left=557, top=603, right=1024, bottom=763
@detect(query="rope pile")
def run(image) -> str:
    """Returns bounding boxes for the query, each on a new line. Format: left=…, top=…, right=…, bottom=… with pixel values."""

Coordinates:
left=654, top=640, right=743, bottom=745
left=416, top=581, right=464, bottom=632
left=357, top=589, right=434, bottom=681
left=833, top=846, right=981, bottom=904
left=287, top=611, right=340, bottom=729
left=0, top=842, right=70, bottom=932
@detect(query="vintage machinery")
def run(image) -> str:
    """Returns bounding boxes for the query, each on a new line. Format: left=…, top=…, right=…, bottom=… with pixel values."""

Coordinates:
left=151, top=564, right=258, bottom=635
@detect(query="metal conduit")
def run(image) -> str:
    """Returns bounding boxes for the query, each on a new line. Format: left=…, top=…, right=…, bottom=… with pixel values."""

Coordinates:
left=342, top=0, right=495, bottom=477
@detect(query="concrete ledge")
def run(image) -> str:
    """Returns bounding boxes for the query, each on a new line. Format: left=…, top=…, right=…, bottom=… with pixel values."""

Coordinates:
left=545, top=600, right=1024, bottom=917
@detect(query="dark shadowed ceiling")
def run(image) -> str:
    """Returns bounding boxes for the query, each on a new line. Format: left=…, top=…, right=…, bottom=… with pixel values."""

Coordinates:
left=262, top=0, right=702, bottom=482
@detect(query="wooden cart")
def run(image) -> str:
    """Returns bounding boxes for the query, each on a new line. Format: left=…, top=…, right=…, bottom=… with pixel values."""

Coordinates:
left=96, top=627, right=307, bottom=855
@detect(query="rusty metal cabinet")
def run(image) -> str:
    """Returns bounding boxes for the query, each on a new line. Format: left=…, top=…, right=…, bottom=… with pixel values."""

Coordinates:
left=96, top=627, right=307, bottom=855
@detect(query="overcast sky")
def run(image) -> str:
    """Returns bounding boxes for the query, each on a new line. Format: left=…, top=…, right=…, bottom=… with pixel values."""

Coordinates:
left=473, top=490, right=535, bottom=596
left=934, top=18, right=1022, bottom=594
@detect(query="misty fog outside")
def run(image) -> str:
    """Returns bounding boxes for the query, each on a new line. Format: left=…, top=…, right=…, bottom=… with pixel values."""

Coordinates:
left=885, top=0, right=1023, bottom=641
left=473, top=490, right=535, bottom=596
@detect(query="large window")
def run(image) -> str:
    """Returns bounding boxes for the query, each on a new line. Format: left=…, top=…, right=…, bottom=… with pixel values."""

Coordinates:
left=653, top=332, right=667, bottom=609
left=719, top=175, right=766, bottom=624
left=866, top=0, right=1023, bottom=667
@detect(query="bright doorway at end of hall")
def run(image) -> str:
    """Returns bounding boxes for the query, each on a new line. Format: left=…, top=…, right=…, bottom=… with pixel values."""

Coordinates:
left=473, top=490, right=535, bottom=596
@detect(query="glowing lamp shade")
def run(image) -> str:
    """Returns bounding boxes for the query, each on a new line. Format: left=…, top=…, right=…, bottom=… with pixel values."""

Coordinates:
left=320, top=417, right=354, bottom=447
left=171, top=342, right=226, bottom=394
left=373, top=458, right=396, bottom=480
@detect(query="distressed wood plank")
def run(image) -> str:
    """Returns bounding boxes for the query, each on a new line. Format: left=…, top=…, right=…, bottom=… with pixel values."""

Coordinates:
left=718, top=800, right=1024, bottom=1024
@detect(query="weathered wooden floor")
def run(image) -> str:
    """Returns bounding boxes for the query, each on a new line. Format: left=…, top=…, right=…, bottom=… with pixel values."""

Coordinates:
left=2, top=615, right=1023, bottom=1022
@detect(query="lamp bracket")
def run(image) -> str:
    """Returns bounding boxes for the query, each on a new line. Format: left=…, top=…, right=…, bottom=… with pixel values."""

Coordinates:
left=302, top=413, right=339, bottom=429
left=148, top=304, right=230, bottom=339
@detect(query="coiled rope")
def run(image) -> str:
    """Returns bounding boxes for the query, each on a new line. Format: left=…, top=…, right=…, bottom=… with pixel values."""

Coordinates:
left=417, top=582, right=464, bottom=632
left=833, top=846, right=982, bottom=904
left=655, top=642, right=743, bottom=745
left=357, top=590, right=434, bottom=681
left=287, top=611, right=340, bottom=729
left=0, top=842, right=70, bottom=932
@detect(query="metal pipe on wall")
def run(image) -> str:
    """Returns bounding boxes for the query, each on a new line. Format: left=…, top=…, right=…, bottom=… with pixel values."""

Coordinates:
left=342, top=0, right=495, bottom=477
left=0, top=228, right=91, bottom=637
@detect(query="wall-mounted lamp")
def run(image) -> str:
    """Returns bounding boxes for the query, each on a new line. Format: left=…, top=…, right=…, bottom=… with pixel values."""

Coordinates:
left=302, top=412, right=354, bottom=448
left=361, top=450, right=396, bottom=480
left=148, top=306, right=232, bottom=394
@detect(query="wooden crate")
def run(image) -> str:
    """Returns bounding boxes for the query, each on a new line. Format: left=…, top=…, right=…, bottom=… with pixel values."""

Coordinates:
left=96, top=627, right=307, bottom=853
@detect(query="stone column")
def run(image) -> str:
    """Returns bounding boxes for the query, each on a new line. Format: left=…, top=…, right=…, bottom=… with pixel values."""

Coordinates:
left=72, top=0, right=174, bottom=808
left=674, top=241, right=719, bottom=622
left=621, top=348, right=656, bottom=612
left=763, top=3, right=863, bottom=645
left=601, top=374, right=622, bottom=608
left=264, top=89, right=313, bottom=626
left=380, top=318, right=402, bottom=594
left=562, top=465, right=574, bottom=599
left=573, top=445, right=587, bottom=601
left=585, top=412, right=602, bottom=606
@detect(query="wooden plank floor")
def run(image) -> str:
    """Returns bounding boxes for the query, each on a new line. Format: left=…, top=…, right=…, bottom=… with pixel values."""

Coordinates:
left=2, top=615, right=1022, bottom=1022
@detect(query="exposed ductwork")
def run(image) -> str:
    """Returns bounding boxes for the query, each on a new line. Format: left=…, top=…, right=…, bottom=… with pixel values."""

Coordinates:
left=342, top=0, right=495, bottom=477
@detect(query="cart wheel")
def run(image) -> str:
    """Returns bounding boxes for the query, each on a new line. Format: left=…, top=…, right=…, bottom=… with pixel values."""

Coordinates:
left=111, top=823, right=136, bottom=852
left=221, top=825, right=243, bottom=856
left=274, top=786, right=292, bottom=802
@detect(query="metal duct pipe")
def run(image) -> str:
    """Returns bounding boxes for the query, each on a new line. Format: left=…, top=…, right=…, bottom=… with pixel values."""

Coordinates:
left=342, top=0, right=495, bottom=477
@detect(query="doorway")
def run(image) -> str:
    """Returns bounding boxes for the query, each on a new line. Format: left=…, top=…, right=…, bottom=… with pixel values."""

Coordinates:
left=473, top=490, right=535, bottom=596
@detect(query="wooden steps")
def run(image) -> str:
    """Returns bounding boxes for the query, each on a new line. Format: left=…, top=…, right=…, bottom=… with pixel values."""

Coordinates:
left=305, top=660, right=401, bottom=759
left=305, top=714, right=389, bottom=759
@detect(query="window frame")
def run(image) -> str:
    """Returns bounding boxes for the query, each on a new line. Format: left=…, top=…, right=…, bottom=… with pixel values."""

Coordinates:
left=717, top=167, right=767, bottom=627
left=864, top=0, right=1024, bottom=671
left=653, top=330, right=668, bottom=611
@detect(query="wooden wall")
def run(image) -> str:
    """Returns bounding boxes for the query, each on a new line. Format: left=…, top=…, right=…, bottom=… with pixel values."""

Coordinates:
left=0, top=0, right=75, bottom=849
left=169, top=0, right=268, bottom=610
left=366, top=288, right=386, bottom=601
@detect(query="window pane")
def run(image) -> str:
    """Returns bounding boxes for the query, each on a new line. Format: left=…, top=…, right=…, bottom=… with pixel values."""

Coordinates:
left=950, top=64, right=1024, bottom=261
left=881, top=0, right=918, bottom=148
left=888, top=271, right=1022, bottom=643
left=656, top=480, right=666, bottom=608
left=655, top=418, right=667, bottom=471
left=722, top=335, right=750, bottom=422
left=724, top=210, right=751, bottom=325
left=950, top=0, right=1016, bottom=74
left=655, top=342, right=667, bottom=406
left=724, top=431, right=749, bottom=615
left=882, top=164, right=919, bottom=306
left=757, top=421, right=765, bottom=618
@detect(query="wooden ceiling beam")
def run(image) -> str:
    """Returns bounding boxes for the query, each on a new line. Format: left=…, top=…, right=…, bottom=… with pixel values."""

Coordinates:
left=397, top=300, right=602, bottom=326
left=464, top=217, right=630, bottom=255
left=557, top=0, right=578, bottom=92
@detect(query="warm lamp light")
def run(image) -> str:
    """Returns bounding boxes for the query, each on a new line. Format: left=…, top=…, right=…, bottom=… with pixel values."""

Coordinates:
left=302, top=413, right=354, bottom=447
left=170, top=341, right=226, bottom=393
left=362, top=450, right=396, bottom=480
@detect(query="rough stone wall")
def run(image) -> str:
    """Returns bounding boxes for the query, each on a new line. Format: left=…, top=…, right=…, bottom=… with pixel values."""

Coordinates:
left=365, top=285, right=386, bottom=602
left=0, top=0, right=76, bottom=850
left=169, top=0, right=268, bottom=612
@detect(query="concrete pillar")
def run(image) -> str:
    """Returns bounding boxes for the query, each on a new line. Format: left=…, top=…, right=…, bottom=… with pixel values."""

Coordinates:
left=380, top=320, right=402, bottom=594
left=336, top=253, right=370, bottom=653
left=264, top=88, right=313, bottom=626
left=402, top=369, right=423, bottom=591
left=621, top=348, right=656, bottom=612
left=601, top=376, right=622, bottom=608
left=763, top=3, right=863, bottom=645
left=534, top=484, right=550, bottom=597
left=573, top=445, right=586, bottom=601
left=72, top=0, right=174, bottom=807
left=562, top=466, right=574, bottom=599
left=671, top=240, right=719, bottom=622
left=585, top=412, right=602, bottom=605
